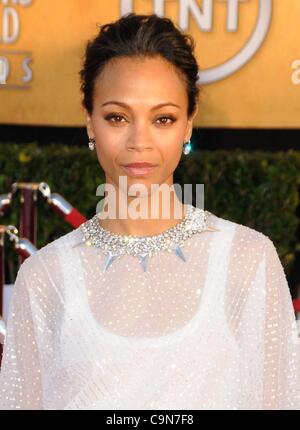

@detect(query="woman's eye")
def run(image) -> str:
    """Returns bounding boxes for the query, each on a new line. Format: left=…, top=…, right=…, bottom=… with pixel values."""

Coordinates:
left=105, top=114, right=126, bottom=123
left=156, top=116, right=176, bottom=126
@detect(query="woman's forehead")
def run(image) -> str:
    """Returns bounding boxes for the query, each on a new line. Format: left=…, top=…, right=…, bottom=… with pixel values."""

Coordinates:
left=93, top=57, right=187, bottom=103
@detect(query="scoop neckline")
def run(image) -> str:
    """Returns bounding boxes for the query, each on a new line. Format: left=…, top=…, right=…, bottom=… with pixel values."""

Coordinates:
left=89, top=272, right=210, bottom=348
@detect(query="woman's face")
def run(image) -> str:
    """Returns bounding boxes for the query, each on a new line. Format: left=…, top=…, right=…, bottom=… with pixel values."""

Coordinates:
left=84, top=55, right=198, bottom=198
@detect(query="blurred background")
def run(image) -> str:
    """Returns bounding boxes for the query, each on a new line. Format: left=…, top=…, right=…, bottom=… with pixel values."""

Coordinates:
left=0, top=1, right=299, bottom=326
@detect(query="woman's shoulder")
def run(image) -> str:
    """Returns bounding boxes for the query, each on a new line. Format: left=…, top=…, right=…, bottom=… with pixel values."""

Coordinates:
left=19, top=223, right=84, bottom=274
left=206, top=209, right=274, bottom=252
left=12, top=224, right=87, bottom=303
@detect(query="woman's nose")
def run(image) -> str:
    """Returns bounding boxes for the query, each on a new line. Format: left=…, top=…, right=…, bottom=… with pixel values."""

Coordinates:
left=125, top=123, right=153, bottom=151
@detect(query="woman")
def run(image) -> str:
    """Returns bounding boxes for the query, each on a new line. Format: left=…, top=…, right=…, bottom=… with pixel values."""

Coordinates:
left=0, top=13, right=299, bottom=410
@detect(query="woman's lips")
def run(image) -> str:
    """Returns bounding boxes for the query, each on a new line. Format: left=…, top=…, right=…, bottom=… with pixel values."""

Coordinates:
left=121, top=165, right=157, bottom=177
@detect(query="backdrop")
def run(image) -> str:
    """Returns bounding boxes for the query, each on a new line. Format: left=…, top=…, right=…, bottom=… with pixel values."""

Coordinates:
left=0, top=0, right=300, bottom=128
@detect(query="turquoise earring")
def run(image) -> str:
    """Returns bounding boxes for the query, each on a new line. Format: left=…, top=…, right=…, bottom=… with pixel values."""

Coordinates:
left=183, top=139, right=192, bottom=155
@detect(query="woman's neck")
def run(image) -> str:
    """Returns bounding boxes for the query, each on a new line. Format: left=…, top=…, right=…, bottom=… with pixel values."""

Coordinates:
left=98, top=195, right=188, bottom=237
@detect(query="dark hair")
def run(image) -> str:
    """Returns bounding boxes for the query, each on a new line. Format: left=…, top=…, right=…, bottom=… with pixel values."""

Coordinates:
left=79, top=13, right=201, bottom=118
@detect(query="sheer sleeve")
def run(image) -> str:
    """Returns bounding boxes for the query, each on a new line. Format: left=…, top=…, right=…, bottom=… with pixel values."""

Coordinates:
left=262, top=238, right=300, bottom=409
left=0, top=260, right=43, bottom=410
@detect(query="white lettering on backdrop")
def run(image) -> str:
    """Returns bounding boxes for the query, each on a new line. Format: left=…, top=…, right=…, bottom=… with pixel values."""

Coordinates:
left=0, top=0, right=33, bottom=86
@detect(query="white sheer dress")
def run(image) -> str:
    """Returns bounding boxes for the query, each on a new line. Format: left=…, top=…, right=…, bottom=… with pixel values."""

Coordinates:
left=0, top=205, right=299, bottom=410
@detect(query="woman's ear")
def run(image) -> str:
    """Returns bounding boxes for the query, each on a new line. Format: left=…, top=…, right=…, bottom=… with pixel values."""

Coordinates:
left=185, top=105, right=199, bottom=141
left=83, top=108, right=95, bottom=139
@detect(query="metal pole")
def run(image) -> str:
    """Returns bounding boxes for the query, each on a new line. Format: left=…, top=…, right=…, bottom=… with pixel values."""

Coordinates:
left=18, top=183, right=38, bottom=265
left=0, top=227, right=4, bottom=319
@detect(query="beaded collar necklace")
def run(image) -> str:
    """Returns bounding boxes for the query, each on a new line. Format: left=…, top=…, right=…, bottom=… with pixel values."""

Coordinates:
left=80, top=204, right=218, bottom=272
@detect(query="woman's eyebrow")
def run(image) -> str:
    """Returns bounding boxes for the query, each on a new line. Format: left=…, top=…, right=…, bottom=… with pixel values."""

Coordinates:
left=101, top=101, right=180, bottom=110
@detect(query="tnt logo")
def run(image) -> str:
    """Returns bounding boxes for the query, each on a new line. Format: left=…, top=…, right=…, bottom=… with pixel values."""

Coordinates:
left=120, top=0, right=273, bottom=83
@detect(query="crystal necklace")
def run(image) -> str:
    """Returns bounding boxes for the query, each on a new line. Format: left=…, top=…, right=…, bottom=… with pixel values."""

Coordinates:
left=80, top=204, right=217, bottom=272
